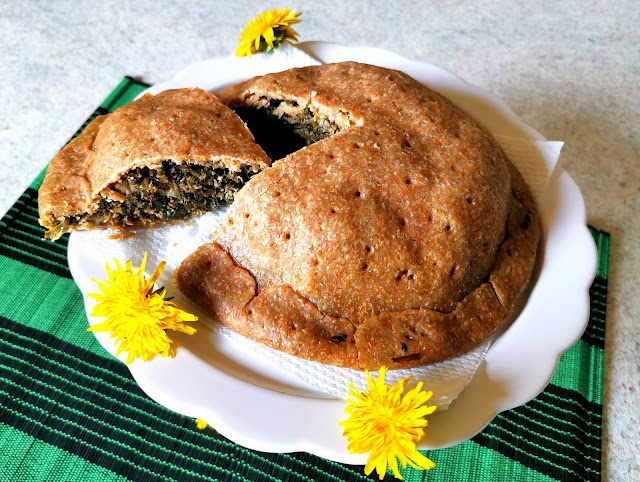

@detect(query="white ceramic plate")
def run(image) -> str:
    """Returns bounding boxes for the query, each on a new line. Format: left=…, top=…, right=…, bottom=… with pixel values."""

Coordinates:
left=68, top=42, right=597, bottom=463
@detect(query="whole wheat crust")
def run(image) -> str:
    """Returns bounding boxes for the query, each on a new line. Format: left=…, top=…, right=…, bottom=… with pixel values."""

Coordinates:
left=174, top=62, right=539, bottom=371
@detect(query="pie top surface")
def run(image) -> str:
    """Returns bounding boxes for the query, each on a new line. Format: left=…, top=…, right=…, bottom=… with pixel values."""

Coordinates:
left=175, top=62, right=540, bottom=370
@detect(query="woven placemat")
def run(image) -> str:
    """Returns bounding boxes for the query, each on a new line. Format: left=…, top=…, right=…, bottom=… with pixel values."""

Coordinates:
left=0, top=78, right=608, bottom=481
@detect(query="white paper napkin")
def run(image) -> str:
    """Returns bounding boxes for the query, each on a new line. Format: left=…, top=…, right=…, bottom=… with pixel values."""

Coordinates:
left=75, top=45, right=563, bottom=409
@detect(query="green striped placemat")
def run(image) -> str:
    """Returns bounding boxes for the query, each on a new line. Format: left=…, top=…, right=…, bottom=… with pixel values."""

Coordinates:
left=0, top=78, right=608, bottom=482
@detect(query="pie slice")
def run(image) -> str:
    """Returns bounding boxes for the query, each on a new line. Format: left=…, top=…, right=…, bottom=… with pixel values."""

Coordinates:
left=38, top=88, right=270, bottom=240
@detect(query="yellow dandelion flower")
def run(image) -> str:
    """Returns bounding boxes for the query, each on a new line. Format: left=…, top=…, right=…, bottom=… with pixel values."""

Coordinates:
left=87, top=252, right=197, bottom=364
left=236, top=7, right=302, bottom=57
left=195, top=419, right=209, bottom=430
left=339, top=366, right=437, bottom=480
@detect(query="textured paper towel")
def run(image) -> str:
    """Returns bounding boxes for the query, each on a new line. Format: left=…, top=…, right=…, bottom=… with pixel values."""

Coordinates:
left=72, top=45, right=563, bottom=409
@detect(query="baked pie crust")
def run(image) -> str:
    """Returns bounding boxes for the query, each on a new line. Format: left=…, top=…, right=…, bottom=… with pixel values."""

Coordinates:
left=176, top=63, right=539, bottom=370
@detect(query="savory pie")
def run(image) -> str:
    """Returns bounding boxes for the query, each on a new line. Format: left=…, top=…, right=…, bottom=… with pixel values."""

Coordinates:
left=175, top=62, right=539, bottom=371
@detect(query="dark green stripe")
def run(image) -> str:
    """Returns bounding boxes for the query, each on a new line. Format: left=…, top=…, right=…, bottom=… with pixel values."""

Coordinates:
left=0, top=186, right=71, bottom=277
left=0, top=320, right=142, bottom=393
left=0, top=318, right=374, bottom=482
left=499, top=408, right=600, bottom=470
left=0, top=385, right=271, bottom=482
left=514, top=399, right=600, bottom=448
left=581, top=275, right=608, bottom=348
left=0, top=205, right=67, bottom=254
left=535, top=389, right=601, bottom=436
left=0, top=234, right=69, bottom=272
left=15, top=186, right=42, bottom=209
left=585, top=316, right=605, bottom=331
left=2, top=225, right=68, bottom=260
left=0, top=344, right=287, bottom=481
left=6, top=199, right=42, bottom=220
left=469, top=383, right=602, bottom=479
left=1, top=410, right=233, bottom=482
left=582, top=328, right=605, bottom=348
left=0, top=250, right=71, bottom=279
left=474, top=423, right=597, bottom=480
left=483, top=414, right=598, bottom=476
left=3, top=216, right=66, bottom=255
left=589, top=286, right=607, bottom=301
left=473, top=429, right=598, bottom=481
left=0, top=424, right=128, bottom=482
left=581, top=332, right=604, bottom=346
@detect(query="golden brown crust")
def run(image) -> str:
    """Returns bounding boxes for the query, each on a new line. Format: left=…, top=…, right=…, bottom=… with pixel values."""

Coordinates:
left=38, top=88, right=270, bottom=238
left=38, top=115, right=106, bottom=225
left=175, top=243, right=358, bottom=367
left=176, top=62, right=540, bottom=370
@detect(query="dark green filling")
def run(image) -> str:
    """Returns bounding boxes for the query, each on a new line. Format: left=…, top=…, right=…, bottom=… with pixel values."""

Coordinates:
left=234, top=99, right=342, bottom=160
left=66, top=160, right=255, bottom=231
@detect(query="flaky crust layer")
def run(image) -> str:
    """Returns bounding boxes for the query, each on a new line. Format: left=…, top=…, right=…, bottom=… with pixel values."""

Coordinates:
left=176, top=63, right=540, bottom=370
left=38, top=88, right=270, bottom=237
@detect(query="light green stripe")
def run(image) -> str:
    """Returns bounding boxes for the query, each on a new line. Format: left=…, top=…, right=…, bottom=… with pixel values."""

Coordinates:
left=0, top=423, right=128, bottom=482
left=28, top=168, right=47, bottom=190
left=400, top=441, right=558, bottom=482
left=0, top=257, right=106, bottom=358
left=550, top=339, right=604, bottom=404
left=589, top=228, right=610, bottom=280
left=101, top=78, right=148, bottom=111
